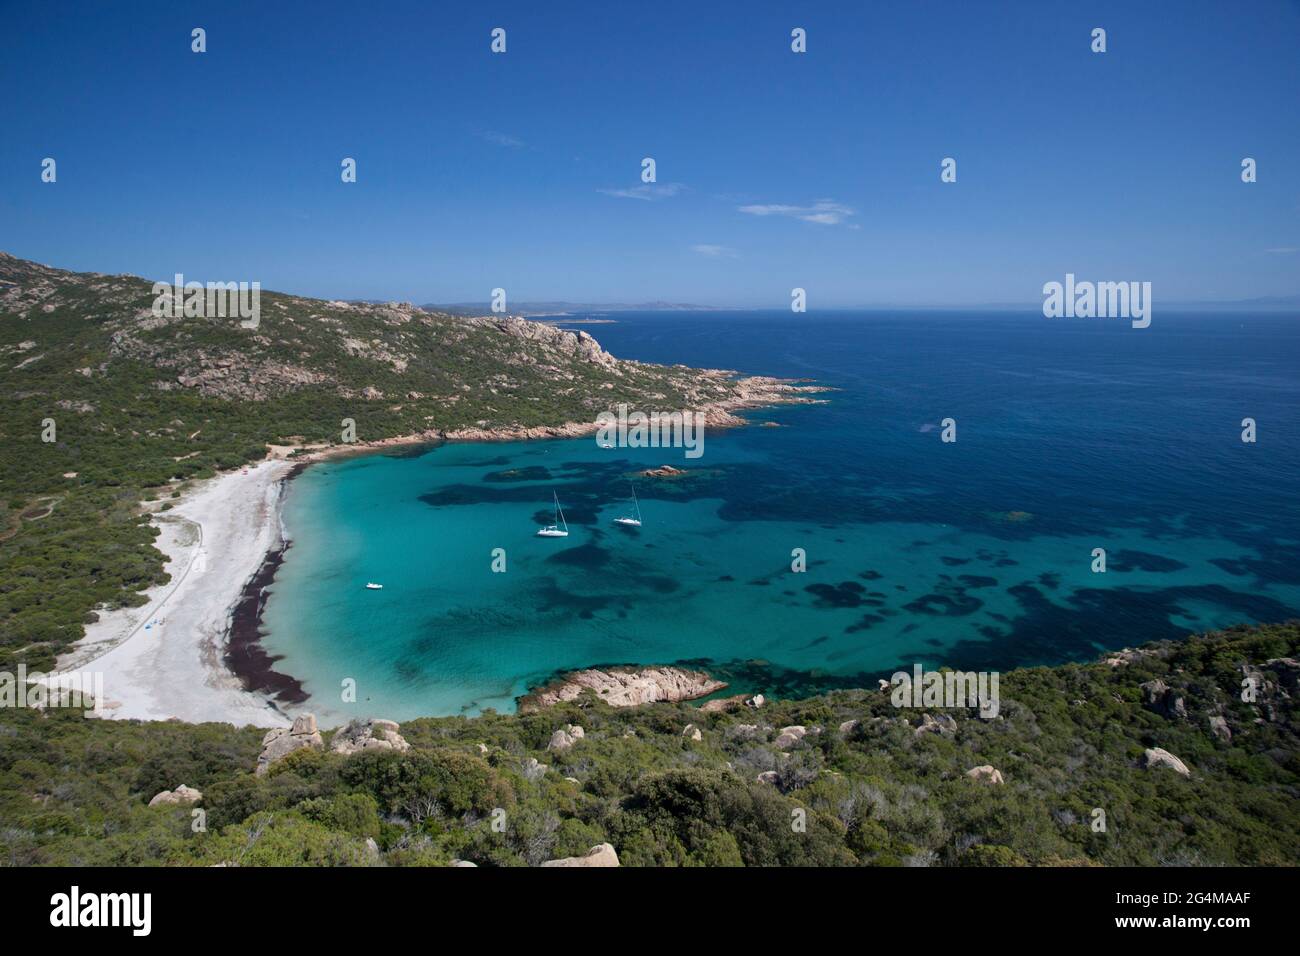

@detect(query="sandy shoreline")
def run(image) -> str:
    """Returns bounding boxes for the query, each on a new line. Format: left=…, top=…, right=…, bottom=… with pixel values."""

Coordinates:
left=54, top=460, right=298, bottom=728
left=47, top=380, right=824, bottom=730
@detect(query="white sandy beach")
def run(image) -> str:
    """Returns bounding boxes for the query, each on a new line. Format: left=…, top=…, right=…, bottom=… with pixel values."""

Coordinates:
left=53, top=461, right=297, bottom=728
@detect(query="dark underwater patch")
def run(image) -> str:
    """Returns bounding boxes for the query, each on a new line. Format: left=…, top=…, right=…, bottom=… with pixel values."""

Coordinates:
left=1209, top=542, right=1300, bottom=586
left=976, top=548, right=1019, bottom=568
left=903, top=591, right=983, bottom=616
left=379, top=442, right=441, bottom=460
left=844, top=613, right=886, bottom=633
left=644, top=575, right=680, bottom=594
left=805, top=581, right=868, bottom=608
left=419, top=456, right=660, bottom=513
left=544, top=541, right=610, bottom=569
left=941, top=582, right=1297, bottom=673
left=694, top=657, right=869, bottom=698
left=901, top=574, right=985, bottom=616
left=534, top=578, right=616, bottom=618
left=1109, top=549, right=1188, bottom=573
left=484, top=465, right=553, bottom=482
left=418, top=486, right=488, bottom=507
left=529, top=501, right=601, bottom=525
left=392, top=658, right=424, bottom=683
left=1211, top=557, right=1251, bottom=577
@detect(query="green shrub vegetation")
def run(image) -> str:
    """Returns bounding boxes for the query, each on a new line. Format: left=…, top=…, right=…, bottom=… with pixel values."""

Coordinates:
left=1, top=623, right=1296, bottom=866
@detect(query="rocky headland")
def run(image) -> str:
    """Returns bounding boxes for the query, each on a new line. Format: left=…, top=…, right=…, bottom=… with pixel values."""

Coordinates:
left=518, top=665, right=728, bottom=713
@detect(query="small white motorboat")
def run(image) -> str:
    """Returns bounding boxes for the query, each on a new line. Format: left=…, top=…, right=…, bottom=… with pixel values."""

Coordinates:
left=365, top=582, right=384, bottom=590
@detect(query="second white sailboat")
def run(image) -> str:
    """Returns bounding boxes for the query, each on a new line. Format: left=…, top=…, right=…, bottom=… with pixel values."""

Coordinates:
left=613, top=480, right=642, bottom=527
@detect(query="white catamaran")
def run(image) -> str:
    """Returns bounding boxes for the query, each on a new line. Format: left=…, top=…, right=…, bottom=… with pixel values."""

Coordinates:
left=537, top=491, right=570, bottom=537
left=613, top=481, right=642, bottom=527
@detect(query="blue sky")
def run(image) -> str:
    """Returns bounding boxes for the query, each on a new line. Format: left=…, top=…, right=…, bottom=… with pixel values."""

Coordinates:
left=1, top=0, right=1297, bottom=306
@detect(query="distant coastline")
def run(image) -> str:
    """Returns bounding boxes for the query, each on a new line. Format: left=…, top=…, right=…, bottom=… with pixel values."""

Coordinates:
left=538, top=317, right=618, bottom=325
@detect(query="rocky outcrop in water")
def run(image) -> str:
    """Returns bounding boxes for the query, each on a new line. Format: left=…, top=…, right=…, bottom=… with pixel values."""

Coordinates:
left=639, top=465, right=689, bottom=479
left=518, top=666, right=727, bottom=712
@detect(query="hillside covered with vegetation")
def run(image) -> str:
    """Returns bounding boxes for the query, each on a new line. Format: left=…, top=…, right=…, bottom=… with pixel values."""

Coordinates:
left=0, top=253, right=786, bottom=672
left=2, top=623, right=1297, bottom=867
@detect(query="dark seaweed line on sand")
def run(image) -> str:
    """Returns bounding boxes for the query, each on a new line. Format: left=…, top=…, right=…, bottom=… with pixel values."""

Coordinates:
left=223, top=463, right=309, bottom=705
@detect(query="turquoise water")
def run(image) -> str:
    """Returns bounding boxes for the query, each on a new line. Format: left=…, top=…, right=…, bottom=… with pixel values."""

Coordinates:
left=260, top=311, right=1300, bottom=719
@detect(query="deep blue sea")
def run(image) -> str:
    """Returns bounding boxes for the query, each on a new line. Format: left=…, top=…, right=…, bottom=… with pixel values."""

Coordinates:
left=260, top=311, right=1300, bottom=719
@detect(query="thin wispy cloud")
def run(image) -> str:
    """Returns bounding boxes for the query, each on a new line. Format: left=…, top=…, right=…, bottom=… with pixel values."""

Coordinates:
left=479, top=130, right=525, bottom=149
left=598, top=183, right=684, bottom=201
left=691, top=244, right=738, bottom=258
left=738, top=198, right=856, bottom=226
left=1264, top=246, right=1297, bottom=254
